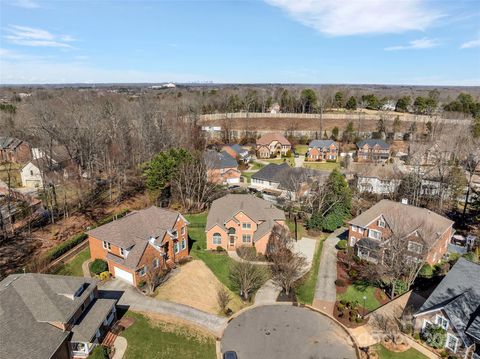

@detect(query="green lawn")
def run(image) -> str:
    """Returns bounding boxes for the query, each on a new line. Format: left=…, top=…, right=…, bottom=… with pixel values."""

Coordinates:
left=303, top=161, right=340, bottom=171
left=122, top=311, right=216, bottom=359
left=373, top=345, right=429, bottom=359
left=250, top=161, right=264, bottom=170
left=52, top=248, right=90, bottom=277
left=286, top=219, right=306, bottom=240
left=89, top=346, right=106, bottom=359
left=241, top=171, right=255, bottom=184
left=294, top=144, right=309, bottom=155
left=296, top=236, right=326, bottom=304
left=337, top=281, right=381, bottom=311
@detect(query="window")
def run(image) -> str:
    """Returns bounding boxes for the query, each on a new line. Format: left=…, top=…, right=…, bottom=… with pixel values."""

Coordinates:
left=408, top=241, right=423, bottom=254
left=445, top=333, right=458, bottom=352
left=242, top=234, right=251, bottom=243
left=30, top=170, right=34, bottom=176
left=181, top=226, right=186, bottom=235
left=153, top=258, right=160, bottom=268
left=378, top=218, right=386, bottom=228
left=435, top=315, right=449, bottom=330
left=120, top=248, right=125, bottom=256
left=102, top=241, right=111, bottom=250
left=181, top=239, right=186, bottom=250
left=174, top=243, right=179, bottom=254
left=242, top=222, right=251, bottom=229
left=138, top=265, right=147, bottom=276
left=368, top=229, right=381, bottom=240
left=351, top=225, right=357, bottom=232
left=213, top=233, right=222, bottom=245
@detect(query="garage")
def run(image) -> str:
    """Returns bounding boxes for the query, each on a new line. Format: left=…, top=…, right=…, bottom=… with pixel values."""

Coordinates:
left=226, top=177, right=240, bottom=184
left=113, top=266, right=134, bottom=285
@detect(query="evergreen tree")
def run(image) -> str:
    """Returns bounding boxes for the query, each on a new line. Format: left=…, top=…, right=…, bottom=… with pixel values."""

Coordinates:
left=345, top=96, right=357, bottom=110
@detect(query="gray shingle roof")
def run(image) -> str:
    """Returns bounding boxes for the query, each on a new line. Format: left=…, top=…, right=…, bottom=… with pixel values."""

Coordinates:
left=357, top=139, right=390, bottom=149
left=415, top=258, right=480, bottom=346
left=71, top=298, right=116, bottom=342
left=0, top=137, right=23, bottom=150
left=206, top=194, right=285, bottom=242
left=204, top=150, right=238, bottom=169
left=252, top=163, right=290, bottom=182
left=229, top=144, right=248, bottom=155
left=309, top=140, right=337, bottom=149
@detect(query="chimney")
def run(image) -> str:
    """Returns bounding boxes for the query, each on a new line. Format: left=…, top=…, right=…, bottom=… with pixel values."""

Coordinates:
left=401, top=198, right=408, bottom=205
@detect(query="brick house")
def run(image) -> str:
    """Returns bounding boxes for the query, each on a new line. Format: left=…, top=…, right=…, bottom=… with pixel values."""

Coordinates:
left=306, top=140, right=338, bottom=162
left=256, top=133, right=291, bottom=159
left=413, top=258, right=480, bottom=359
left=0, top=273, right=117, bottom=359
left=204, top=150, right=241, bottom=185
left=205, top=194, right=286, bottom=254
left=348, top=199, right=454, bottom=265
left=88, top=206, right=189, bottom=286
left=356, top=139, right=391, bottom=162
left=222, top=144, right=251, bottom=163
left=0, top=136, right=31, bottom=163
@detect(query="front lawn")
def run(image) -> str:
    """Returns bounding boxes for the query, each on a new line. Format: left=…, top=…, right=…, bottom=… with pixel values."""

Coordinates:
left=286, top=219, right=306, bottom=240
left=296, top=236, right=326, bottom=304
left=337, top=281, right=382, bottom=312
left=263, top=157, right=295, bottom=166
left=373, top=344, right=429, bottom=359
left=250, top=161, right=264, bottom=170
left=52, top=247, right=90, bottom=277
left=122, top=311, right=216, bottom=359
left=303, top=161, right=340, bottom=171
left=294, top=144, right=309, bottom=155
left=241, top=171, right=255, bottom=184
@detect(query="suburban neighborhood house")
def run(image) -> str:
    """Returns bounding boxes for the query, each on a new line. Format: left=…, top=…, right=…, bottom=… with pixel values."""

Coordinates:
left=255, top=133, right=291, bottom=158
left=356, top=139, right=391, bottom=162
left=0, top=136, right=31, bottom=163
left=413, top=258, right=480, bottom=359
left=88, top=206, right=189, bottom=286
left=355, top=164, right=405, bottom=194
left=250, top=162, right=329, bottom=201
left=348, top=199, right=454, bottom=265
left=306, top=139, right=338, bottom=162
left=205, top=194, right=286, bottom=254
left=204, top=150, right=241, bottom=185
left=222, top=144, right=251, bottom=163
left=0, top=273, right=117, bottom=359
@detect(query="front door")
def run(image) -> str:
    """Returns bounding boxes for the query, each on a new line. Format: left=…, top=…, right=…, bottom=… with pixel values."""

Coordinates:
left=229, top=235, right=235, bottom=246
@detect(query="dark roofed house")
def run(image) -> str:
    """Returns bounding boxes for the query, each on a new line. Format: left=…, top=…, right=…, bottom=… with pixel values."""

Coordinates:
left=0, top=273, right=117, bottom=359
left=222, top=144, right=251, bottom=163
left=413, top=258, right=480, bottom=358
left=0, top=136, right=31, bottom=163
left=204, top=150, right=241, bottom=185
left=205, top=194, right=286, bottom=254
left=356, top=139, right=391, bottom=162
left=88, top=206, right=189, bottom=286
left=306, top=140, right=339, bottom=162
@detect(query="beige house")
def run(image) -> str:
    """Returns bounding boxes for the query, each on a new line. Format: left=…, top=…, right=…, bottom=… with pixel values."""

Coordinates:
left=256, top=133, right=291, bottom=159
left=205, top=194, right=286, bottom=254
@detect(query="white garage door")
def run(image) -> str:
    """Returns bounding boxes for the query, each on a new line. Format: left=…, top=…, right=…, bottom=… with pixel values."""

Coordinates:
left=113, top=266, right=134, bottom=284
left=227, top=177, right=240, bottom=184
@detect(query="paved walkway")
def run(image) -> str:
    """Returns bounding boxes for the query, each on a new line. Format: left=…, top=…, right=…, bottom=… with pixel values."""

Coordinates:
left=312, top=227, right=345, bottom=315
left=227, top=251, right=270, bottom=266
left=112, top=336, right=127, bottom=359
left=254, top=280, right=281, bottom=305
left=99, top=279, right=227, bottom=336
left=82, top=259, right=92, bottom=278
left=294, top=155, right=305, bottom=168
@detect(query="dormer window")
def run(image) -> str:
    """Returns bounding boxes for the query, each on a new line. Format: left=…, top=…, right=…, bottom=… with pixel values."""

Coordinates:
left=368, top=229, right=381, bottom=240
left=120, top=248, right=125, bottom=256
left=378, top=218, right=385, bottom=228
left=103, top=241, right=111, bottom=250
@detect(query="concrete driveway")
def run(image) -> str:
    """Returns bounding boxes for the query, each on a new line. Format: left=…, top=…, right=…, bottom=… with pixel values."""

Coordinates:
left=221, top=305, right=357, bottom=359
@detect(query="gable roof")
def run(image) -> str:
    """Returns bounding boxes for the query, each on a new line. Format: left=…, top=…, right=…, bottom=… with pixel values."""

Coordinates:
left=256, top=133, right=291, bottom=146
left=0, top=273, right=97, bottom=359
left=206, top=194, right=285, bottom=241
left=415, top=258, right=480, bottom=346
left=357, top=139, right=390, bottom=149
left=204, top=150, right=238, bottom=169
left=0, top=137, right=23, bottom=150
left=228, top=144, right=248, bottom=155
left=309, top=140, right=337, bottom=149
left=88, top=206, right=182, bottom=268
left=348, top=200, right=453, bottom=242
left=252, top=163, right=290, bottom=182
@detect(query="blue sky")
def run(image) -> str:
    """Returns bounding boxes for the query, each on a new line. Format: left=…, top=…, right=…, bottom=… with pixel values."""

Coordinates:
left=1, top=0, right=479, bottom=85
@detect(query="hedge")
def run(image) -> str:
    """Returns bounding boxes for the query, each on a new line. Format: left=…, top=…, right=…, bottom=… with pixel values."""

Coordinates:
left=46, top=233, right=88, bottom=262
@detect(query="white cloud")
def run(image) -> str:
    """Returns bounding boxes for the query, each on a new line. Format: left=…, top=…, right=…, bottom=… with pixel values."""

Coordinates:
left=265, top=0, right=442, bottom=36
left=4, top=25, right=76, bottom=48
left=384, top=37, right=441, bottom=51
left=11, top=0, right=40, bottom=9
left=461, top=39, right=480, bottom=49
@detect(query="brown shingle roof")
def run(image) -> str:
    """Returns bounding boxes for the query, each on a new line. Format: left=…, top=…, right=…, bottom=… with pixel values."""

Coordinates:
left=256, top=133, right=291, bottom=146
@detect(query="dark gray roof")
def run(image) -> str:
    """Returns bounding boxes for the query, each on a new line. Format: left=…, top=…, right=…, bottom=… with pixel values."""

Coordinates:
left=71, top=298, right=116, bottom=342
left=357, top=139, right=390, bottom=149
left=0, top=136, right=23, bottom=150
left=415, top=258, right=480, bottom=346
left=204, top=150, right=238, bottom=169
left=252, top=163, right=290, bottom=182
left=0, top=274, right=97, bottom=359
left=309, top=140, right=337, bottom=149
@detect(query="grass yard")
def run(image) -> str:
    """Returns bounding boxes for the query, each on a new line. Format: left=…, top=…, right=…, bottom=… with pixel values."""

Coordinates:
left=373, top=344, right=429, bottom=359
left=303, top=161, right=340, bottom=171
left=89, top=346, right=105, bottom=359
left=250, top=161, right=264, bottom=170
left=294, top=144, right=309, bottom=155
left=241, top=171, right=254, bottom=184
left=263, top=157, right=295, bottom=166
left=337, top=281, right=381, bottom=312
left=52, top=247, right=90, bottom=277
left=122, top=311, right=216, bottom=359
left=286, top=219, right=306, bottom=240
left=296, top=236, right=326, bottom=304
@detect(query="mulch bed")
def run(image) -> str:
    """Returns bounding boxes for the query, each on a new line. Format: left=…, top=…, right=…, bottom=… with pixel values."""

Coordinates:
left=333, top=301, right=369, bottom=328
left=374, top=288, right=390, bottom=306
left=277, top=290, right=297, bottom=302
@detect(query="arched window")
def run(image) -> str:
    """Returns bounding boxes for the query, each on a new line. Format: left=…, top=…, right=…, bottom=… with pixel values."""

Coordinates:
left=213, top=233, right=222, bottom=245
left=227, top=227, right=236, bottom=235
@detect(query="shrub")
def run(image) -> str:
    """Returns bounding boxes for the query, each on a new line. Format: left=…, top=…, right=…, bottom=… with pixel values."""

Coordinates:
left=419, top=264, right=433, bottom=278
left=335, top=279, right=346, bottom=287
left=90, top=259, right=108, bottom=275
left=348, top=269, right=359, bottom=279
left=46, top=233, right=88, bottom=262
left=137, top=280, right=146, bottom=288
left=236, top=246, right=257, bottom=260
left=336, top=240, right=347, bottom=250
left=413, top=333, right=420, bottom=340
left=337, top=303, right=345, bottom=311
left=394, top=280, right=408, bottom=296
left=422, top=324, right=447, bottom=349
left=99, top=271, right=110, bottom=281
left=216, top=246, right=226, bottom=253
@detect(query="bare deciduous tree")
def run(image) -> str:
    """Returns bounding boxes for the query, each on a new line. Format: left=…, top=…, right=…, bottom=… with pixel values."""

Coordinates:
left=229, top=254, right=267, bottom=301
left=216, top=286, right=231, bottom=314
